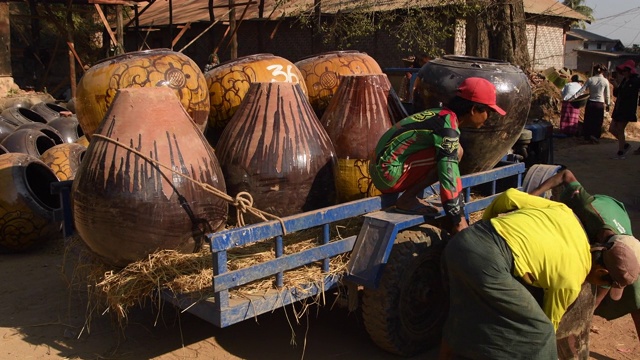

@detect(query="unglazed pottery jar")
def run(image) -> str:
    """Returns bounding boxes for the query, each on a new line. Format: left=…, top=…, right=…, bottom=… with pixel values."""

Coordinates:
left=72, top=87, right=227, bottom=267
left=0, top=152, right=61, bottom=252
left=295, top=51, right=383, bottom=117
left=415, top=55, right=531, bottom=174
left=76, top=49, right=209, bottom=138
left=216, top=82, right=336, bottom=217
left=204, top=54, right=307, bottom=145
left=320, top=74, right=407, bottom=202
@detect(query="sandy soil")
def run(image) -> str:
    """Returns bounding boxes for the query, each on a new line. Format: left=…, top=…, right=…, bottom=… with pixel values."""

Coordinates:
left=2, top=126, right=640, bottom=360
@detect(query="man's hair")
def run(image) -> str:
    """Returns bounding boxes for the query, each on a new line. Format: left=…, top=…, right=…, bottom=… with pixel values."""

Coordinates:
left=571, top=75, right=580, bottom=82
left=447, top=95, right=489, bottom=115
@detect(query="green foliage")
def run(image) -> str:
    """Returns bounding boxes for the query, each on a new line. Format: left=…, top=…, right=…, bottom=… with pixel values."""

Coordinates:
left=562, top=0, right=595, bottom=29
left=296, top=1, right=471, bottom=57
left=10, top=3, right=105, bottom=67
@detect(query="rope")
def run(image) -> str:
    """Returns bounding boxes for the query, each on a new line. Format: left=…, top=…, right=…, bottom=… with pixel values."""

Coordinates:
left=91, top=134, right=288, bottom=235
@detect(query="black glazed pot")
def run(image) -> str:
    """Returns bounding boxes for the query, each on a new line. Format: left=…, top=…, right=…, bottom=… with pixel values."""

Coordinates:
left=0, top=115, right=18, bottom=142
left=16, top=122, right=65, bottom=145
left=0, top=128, right=57, bottom=157
left=47, top=116, right=84, bottom=143
left=0, top=106, right=48, bottom=126
left=415, top=55, right=532, bottom=174
left=31, top=102, right=71, bottom=123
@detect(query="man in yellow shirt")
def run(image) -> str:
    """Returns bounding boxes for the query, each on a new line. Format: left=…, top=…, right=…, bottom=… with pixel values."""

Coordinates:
left=439, top=188, right=640, bottom=360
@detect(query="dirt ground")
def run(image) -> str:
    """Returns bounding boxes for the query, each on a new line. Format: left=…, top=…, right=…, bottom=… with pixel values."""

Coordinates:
left=2, top=126, right=640, bottom=360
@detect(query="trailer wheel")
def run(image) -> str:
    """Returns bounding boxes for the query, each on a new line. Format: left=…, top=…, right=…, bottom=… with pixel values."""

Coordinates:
left=362, top=225, right=446, bottom=356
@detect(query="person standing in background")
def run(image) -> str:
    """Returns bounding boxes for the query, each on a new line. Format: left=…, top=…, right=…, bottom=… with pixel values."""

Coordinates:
left=410, top=54, right=433, bottom=113
left=560, top=75, right=584, bottom=136
left=609, top=60, right=640, bottom=159
left=570, top=64, right=611, bottom=144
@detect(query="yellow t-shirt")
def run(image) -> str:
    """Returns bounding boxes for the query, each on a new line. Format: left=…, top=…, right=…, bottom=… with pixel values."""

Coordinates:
left=482, top=188, right=591, bottom=330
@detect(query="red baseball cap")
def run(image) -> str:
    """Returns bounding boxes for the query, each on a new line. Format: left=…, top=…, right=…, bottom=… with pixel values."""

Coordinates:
left=456, top=77, right=506, bottom=115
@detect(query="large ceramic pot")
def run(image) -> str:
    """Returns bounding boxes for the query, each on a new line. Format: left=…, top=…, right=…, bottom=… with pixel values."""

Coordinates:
left=205, top=53, right=307, bottom=145
left=76, top=49, right=209, bottom=139
left=320, top=74, right=406, bottom=202
left=416, top=55, right=531, bottom=174
left=0, top=152, right=61, bottom=252
left=40, top=143, right=87, bottom=181
left=48, top=116, right=84, bottom=143
left=295, top=51, right=383, bottom=117
left=16, top=122, right=65, bottom=145
left=0, top=116, right=18, bottom=142
left=1, top=106, right=48, bottom=126
left=216, top=82, right=336, bottom=217
left=556, top=282, right=595, bottom=359
left=31, top=102, right=71, bottom=123
left=1, top=128, right=57, bottom=157
left=73, top=87, right=227, bottom=267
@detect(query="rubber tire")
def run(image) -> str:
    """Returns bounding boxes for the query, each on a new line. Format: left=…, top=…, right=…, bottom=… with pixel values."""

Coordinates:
left=361, top=225, right=447, bottom=356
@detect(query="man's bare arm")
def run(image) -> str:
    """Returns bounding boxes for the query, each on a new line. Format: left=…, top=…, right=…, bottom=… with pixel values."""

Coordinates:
left=529, top=169, right=577, bottom=196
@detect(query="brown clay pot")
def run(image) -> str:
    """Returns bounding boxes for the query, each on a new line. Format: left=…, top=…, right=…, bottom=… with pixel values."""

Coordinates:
left=1, top=106, right=48, bottom=126
left=40, top=143, right=87, bottom=181
left=295, top=51, right=383, bottom=117
left=47, top=116, right=84, bottom=143
left=1, top=128, right=57, bottom=157
left=556, top=283, right=595, bottom=359
left=216, top=82, right=336, bottom=217
left=72, top=87, right=227, bottom=267
left=205, top=53, right=307, bottom=145
left=30, top=102, right=71, bottom=123
left=320, top=74, right=406, bottom=202
left=0, top=152, right=61, bottom=252
left=76, top=49, right=209, bottom=139
left=16, top=123, right=64, bottom=145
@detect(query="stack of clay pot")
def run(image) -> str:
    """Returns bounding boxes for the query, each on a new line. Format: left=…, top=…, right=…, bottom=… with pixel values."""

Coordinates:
left=0, top=100, right=88, bottom=252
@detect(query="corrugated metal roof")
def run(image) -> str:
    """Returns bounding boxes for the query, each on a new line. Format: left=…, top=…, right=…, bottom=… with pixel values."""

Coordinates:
left=569, top=28, right=616, bottom=42
left=523, top=0, right=588, bottom=21
left=132, top=0, right=586, bottom=27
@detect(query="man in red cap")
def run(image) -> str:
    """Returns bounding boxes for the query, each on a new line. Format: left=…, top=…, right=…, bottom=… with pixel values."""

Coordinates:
left=609, top=59, right=640, bottom=159
left=370, top=77, right=505, bottom=234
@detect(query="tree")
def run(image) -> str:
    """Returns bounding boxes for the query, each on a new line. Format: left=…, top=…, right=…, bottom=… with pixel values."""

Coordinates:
left=562, top=0, right=594, bottom=29
left=465, top=0, right=530, bottom=68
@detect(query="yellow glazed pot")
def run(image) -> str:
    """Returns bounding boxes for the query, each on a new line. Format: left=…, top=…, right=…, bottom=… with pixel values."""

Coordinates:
left=295, top=51, right=383, bottom=117
left=76, top=49, right=209, bottom=139
left=40, top=143, right=87, bottom=181
left=205, top=54, right=307, bottom=145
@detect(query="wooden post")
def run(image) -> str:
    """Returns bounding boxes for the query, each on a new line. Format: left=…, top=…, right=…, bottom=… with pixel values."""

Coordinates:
left=0, top=3, right=11, bottom=77
left=116, top=5, right=124, bottom=54
left=230, top=0, right=237, bottom=59
left=67, top=7, right=76, bottom=99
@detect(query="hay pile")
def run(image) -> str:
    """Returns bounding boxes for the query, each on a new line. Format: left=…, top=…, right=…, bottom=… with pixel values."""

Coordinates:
left=64, top=218, right=363, bottom=326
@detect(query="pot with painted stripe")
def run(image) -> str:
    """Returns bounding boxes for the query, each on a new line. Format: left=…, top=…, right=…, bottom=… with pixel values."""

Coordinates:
left=216, top=82, right=336, bottom=218
left=72, top=87, right=227, bottom=267
left=320, top=74, right=406, bottom=202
